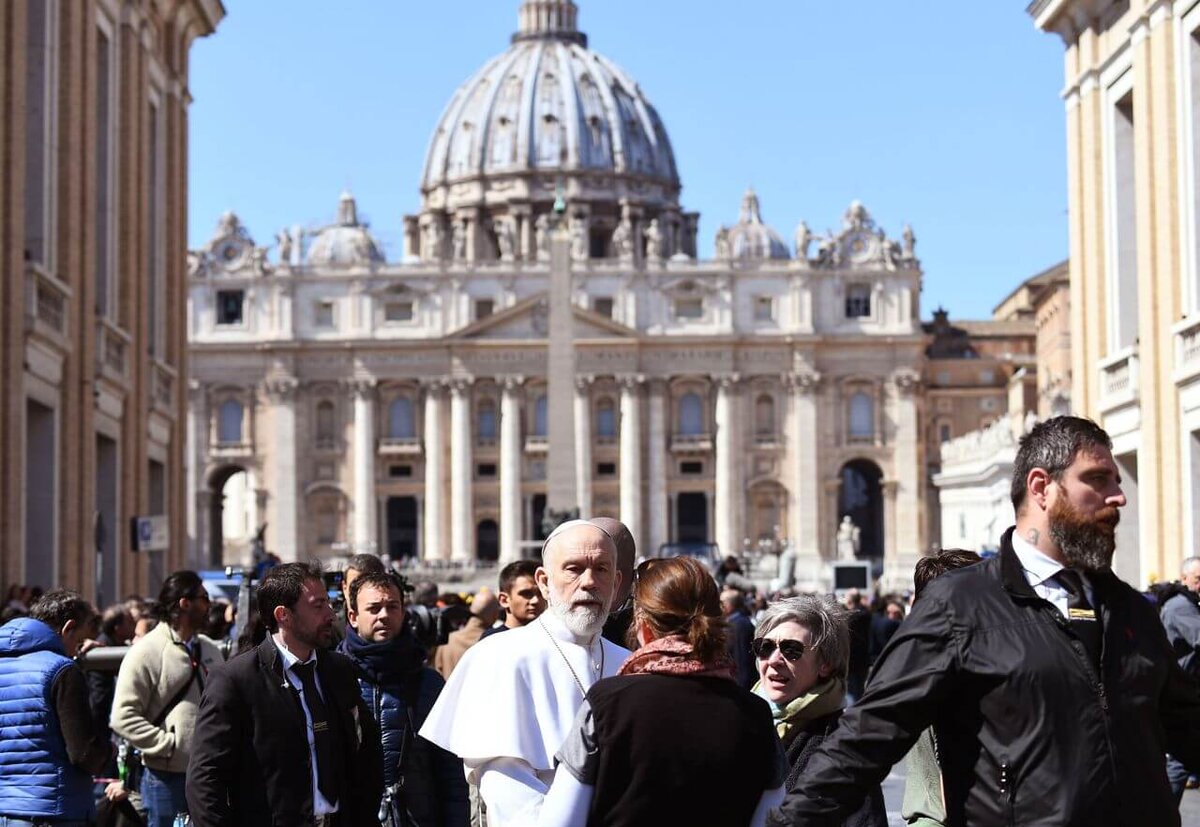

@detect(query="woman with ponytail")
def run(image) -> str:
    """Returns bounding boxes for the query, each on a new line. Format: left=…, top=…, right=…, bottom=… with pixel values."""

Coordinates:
left=539, top=556, right=786, bottom=826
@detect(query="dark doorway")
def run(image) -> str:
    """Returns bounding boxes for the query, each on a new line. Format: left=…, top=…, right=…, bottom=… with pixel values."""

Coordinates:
left=531, top=494, right=548, bottom=542
left=95, top=436, right=118, bottom=608
left=676, top=492, right=708, bottom=544
left=386, top=496, right=419, bottom=560
left=839, top=460, right=884, bottom=559
left=477, top=519, right=500, bottom=562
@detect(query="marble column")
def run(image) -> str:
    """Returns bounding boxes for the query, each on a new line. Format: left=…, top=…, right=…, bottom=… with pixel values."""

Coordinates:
left=791, top=372, right=823, bottom=558
left=888, top=372, right=923, bottom=587
left=186, top=381, right=208, bottom=567
left=264, top=377, right=299, bottom=561
left=574, top=376, right=594, bottom=518
left=619, top=375, right=644, bottom=545
left=351, top=380, right=378, bottom=552
left=646, top=379, right=668, bottom=555
left=422, top=382, right=446, bottom=561
left=714, top=374, right=742, bottom=557
left=500, top=376, right=524, bottom=562
left=449, top=378, right=474, bottom=561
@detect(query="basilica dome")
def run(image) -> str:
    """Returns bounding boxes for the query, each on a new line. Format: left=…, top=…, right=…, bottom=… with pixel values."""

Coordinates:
left=420, top=0, right=680, bottom=208
left=720, top=189, right=790, bottom=261
left=306, top=192, right=385, bottom=267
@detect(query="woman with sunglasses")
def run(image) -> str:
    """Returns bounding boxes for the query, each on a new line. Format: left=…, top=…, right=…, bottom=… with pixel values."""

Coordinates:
left=753, top=595, right=887, bottom=826
left=539, top=556, right=786, bottom=826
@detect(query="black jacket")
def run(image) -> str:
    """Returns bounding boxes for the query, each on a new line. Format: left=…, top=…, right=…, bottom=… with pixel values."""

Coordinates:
left=782, top=711, right=886, bottom=827
left=727, top=610, right=757, bottom=691
left=186, top=637, right=384, bottom=827
left=768, top=527, right=1200, bottom=827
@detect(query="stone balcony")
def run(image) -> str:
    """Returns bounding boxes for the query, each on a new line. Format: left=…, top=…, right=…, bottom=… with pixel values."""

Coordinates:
left=670, top=433, right=713, bottom=454
left=151, top=360, right=177, bottom=415
left=524, top=435, right=548, bottom=454
left=95, top=319, right=130, bottom=385
left=1173, top=315, right=1200, bottom=386
left=1097, top=345, right=1139, bottom=417
left=380, top=436, right=423, bottom=456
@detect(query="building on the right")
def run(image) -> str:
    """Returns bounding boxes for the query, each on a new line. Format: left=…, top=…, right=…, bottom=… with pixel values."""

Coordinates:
left=1030, top=0, right=1200, bottom=585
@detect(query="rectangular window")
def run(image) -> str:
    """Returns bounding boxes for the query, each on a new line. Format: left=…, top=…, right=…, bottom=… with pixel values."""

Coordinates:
left=315, top=300, right=336, bottom=328
left=476, top=463, right=497, bottom=478
left=1110, top=90, right=1138, bottom=350
left=596, top=462, right=617, bottom=477
left=24, top=0, right=55, bottom=268
left=25, top=399, right=57, bottom=589
left=845, top=285, right=872, bottom=318
left=754, top=296, right=774, bottom=322
left=95, top=26, right=114, bottom=317
left=592, top=297, right=614, bottom=318
left=384, top=301, right=414, bottom=323
left=674, top=297, right=704, bottom=320
left=938, top=423, right=952, bottom=443
left=389, top=464, right=413, bottom=479
left=95, top=435, right=119, bottom=606
left=680, top=461, right=704, bottom=475
left=474, top=299, right=495, bottom=320
left=216, top=290, right=245, bottom=326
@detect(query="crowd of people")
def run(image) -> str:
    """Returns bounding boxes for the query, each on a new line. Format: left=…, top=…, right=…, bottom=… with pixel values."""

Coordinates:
left=1, top=415, right=1200, bottom=826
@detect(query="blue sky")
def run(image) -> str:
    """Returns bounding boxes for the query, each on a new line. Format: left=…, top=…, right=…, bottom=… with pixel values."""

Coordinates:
left=188, top=1, right=1067, bottom=320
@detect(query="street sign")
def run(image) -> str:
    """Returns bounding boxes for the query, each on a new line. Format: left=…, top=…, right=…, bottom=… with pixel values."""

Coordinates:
left=130, top=515, right=169, bottom=552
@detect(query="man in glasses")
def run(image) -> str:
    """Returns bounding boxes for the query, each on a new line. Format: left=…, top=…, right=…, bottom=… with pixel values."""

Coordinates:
left=421, top=520, right=631, bottom=827
left=112, top=570, right=225, bottom=826
left=769, top=416, right=1200, bottom=827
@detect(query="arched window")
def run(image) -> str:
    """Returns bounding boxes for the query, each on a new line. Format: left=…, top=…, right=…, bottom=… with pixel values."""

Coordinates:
left=596, top=398, right=616, bottom=438
left=388, top=397, right=415, bottom=439
left=678, top=392, right=704, bottom=436
left=755, top=394, right=776, bottom=437
left=848, top=392, right=874, bottom=440
left=217, top=400, right=244, bottom=445
left=316, top=401, right=336, bottom=444
left=477, top=398, right=497, bottom=440
left=533, top=395, right=548, bottom=437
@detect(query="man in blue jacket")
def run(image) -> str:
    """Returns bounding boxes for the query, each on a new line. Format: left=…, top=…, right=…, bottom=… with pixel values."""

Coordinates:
left=0, top=589, right=111, bottom=825
left=339, top=571, right=468, bottom=827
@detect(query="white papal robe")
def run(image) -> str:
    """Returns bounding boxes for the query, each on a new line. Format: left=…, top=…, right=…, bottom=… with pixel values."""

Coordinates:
left=420, top=609, right=630, bottom=827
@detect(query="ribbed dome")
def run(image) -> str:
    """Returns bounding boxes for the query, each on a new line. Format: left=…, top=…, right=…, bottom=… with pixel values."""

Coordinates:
left=720, top=189, right=790, bottom=261
left=306, top=192, right=385, bottom=267
left=421, top=1, right=679, bottom=198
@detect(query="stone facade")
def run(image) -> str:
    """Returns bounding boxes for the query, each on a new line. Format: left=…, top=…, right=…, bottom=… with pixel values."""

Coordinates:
left=188, top=1, right=931, bottom=590
left=0, top=0, right=223, bottom=602
left=1032, top=0, right=1200, bottom=584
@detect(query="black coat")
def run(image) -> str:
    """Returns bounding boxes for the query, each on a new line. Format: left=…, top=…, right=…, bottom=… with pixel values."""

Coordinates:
left=727, top=610, right=757, bottom=691
left=769, top=527, right=1200, bottom=827
left=782, top=711, right=886, bottom=827
left=186, top=638, right=384, bottom=827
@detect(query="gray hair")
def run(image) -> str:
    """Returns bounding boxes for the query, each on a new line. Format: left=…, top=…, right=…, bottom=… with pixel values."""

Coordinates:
left=754, top=594, right=850, bottom=680
left=1182, top=557, right=1200, bottom=577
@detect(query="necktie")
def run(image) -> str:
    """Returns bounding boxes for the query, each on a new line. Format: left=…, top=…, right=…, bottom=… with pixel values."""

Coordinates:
left=1057, top=569, right=1102, bottom=672
left=291, top=660, right=339, bottom=805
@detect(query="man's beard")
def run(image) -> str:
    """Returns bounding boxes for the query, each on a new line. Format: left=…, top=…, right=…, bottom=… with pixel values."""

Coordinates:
left=1048, top=496, right=1120, bottom=572
left=547, top=588, right=610, bottom=638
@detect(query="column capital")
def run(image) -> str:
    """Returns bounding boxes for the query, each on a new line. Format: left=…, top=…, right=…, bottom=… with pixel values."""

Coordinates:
left=786, top=371, right=824, bottom=395
left=499, top=374, right=526, bottom=393
left=617, top=373, right=645, bottom=391
left=448, top=376, right=475, bottom=395
left=892, top=370, right=922, bottom=397
left=344, top=377, right=377, bottom=400
left=714, top=372, right=741, bottom=391
left=574, top=374, right=595, bottom=391
left=419, top=377, right=448, bottom=393
left=262, top=376, right=299, bottom=401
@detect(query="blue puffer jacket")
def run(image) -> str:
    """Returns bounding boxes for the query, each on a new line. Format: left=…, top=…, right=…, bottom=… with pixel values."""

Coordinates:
left=0, top=618, right=95, bottom=820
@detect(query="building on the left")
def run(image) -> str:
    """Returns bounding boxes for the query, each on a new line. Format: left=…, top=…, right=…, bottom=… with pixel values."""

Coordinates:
left=1, top=0, right=224, bottom=604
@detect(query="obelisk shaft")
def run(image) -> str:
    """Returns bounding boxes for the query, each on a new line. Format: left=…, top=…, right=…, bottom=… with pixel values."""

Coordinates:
left=545, top=226, right=578, bottom=518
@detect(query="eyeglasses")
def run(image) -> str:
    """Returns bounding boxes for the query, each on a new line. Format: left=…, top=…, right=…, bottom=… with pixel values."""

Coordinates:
left=751, top=637, right=806, bottom=662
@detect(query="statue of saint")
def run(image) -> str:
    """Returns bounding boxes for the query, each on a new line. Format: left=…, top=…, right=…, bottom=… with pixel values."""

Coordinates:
left=452, top=222, right=468, bottom=261
left=836, top=515, right=861, bottom=561
left=902, top=224, right=917, bottom=260
left=535, top=214, right=552, bottom=261
left=570, top=219, right=589, bottom=261
left=276, top=230, right=293, bottom=265
left=495, top=219, right=515, bottom=261
left=644, top=218, right=664, bottom=262
left=714, top=226, right=731, bottom=260
left=794, top=221, right=812, bottom=261
left=612, top=218, right=633, bottom=260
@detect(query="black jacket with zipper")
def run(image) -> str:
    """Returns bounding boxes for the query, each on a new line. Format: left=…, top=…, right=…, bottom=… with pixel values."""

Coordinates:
left=768, top=526, right=1200, bottom=827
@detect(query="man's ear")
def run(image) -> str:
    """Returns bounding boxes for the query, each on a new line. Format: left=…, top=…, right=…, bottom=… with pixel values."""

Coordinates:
left=497, top=591, right=512, bottom=610
left=1027, top=468, right=1052, bottom=510
left=60, top=618, right=76, bottom=640
left=346, top=602, right=358, bottom=625
left=273, top=605, right=289, bottom=631
left=535, top=566, right=550, bottom=599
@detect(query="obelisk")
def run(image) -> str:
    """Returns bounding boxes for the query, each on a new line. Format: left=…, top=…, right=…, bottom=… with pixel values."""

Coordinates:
left=543, top=206, right=579, bottom=531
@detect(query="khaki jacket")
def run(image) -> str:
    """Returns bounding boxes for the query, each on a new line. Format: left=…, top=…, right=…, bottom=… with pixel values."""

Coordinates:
left=111, top=622, right=224, bottom=773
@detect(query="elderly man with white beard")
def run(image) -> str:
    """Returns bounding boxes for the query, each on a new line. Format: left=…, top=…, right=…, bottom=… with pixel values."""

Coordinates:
left=420, top=520, right=631, bottom=827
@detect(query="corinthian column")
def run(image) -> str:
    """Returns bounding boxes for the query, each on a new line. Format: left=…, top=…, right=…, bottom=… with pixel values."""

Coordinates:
left=449, top=378, right=474, bottom=561
left=887, top=371, right=923, bottom=587
left=619, top=375, right=644, bottom=545
left=500, top=376, right=524, bottom=562
left=715, top=374, right=742, bottom=557
left=422, top=382, right=446, bottom=561
left=646, top=379, right=668, bottom=555
left=791, top=371, right=823, bottom=558
left=574, top=376, right=594, bottom=518
left=263, top=377, right=299, bottom=561
left=351, top=379, right=378, bottom=552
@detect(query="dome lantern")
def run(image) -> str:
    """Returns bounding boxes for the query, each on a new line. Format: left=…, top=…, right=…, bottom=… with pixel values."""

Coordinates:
left=515, top=0, right=585, bottom=46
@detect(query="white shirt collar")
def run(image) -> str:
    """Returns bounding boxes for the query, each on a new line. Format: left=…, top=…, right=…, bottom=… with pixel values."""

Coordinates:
left=271, top=632, right=316, bottom=671
left=1011, top=531, right=1065, bottom=588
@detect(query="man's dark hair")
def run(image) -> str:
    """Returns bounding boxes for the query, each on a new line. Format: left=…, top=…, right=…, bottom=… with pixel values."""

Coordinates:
left=345, top=553, right=385, bottom=578
left=257, top=562, right=325, bottom=632
left=1010, top=416, right=1113, bottom=512
left=914, top=548, right=983, bottom=600
left=348, top=571, right=407, bottom=614
left=99, top=604, right=131, bottom=638
left=29, top=589, right=93, bottom=632
left=498, top=560, right=538, bottom=595
left=157, top=570, right=205, bottom=624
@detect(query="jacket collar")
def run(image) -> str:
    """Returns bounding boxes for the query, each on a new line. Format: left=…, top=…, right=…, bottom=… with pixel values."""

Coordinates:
left=998, top=526, right=1039, bottom=599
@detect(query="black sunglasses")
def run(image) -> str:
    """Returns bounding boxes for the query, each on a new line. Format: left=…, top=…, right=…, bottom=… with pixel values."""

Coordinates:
left=751, top=637, right=806, bottom=662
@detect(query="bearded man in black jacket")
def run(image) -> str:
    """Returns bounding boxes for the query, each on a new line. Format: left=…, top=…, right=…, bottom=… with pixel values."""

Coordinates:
left=769, top=416, right=1200, bottom=827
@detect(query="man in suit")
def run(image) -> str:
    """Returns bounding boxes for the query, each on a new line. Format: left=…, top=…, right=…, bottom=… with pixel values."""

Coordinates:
left=186, top=562, right=383, bottom=826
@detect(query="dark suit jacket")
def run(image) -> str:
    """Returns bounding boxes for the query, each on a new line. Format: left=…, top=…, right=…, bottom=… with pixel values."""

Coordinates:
left=726, top=610, right=757, bottom=691
left=186, top=637, right=384, bottom=827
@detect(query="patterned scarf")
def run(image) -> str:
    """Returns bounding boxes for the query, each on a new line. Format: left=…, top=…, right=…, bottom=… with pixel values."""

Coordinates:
left=617, top=634, right=736, bottom=679
left=754, top=677, right=846, bottom=745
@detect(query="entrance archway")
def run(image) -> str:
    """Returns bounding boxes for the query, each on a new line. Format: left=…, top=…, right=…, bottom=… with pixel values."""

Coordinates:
left=208, top=465, right=253, bottom=567
left=838, top=460, right=883, bottom=559
left=676, top=492, right=708, bottom=544
left=477, top=519, right=499, bottom=562
left=386, top=496, right=419, bottom=560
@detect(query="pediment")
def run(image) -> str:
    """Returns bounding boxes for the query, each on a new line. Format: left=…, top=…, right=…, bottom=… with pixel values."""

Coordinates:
left=451, top=293, right=638, bottom=341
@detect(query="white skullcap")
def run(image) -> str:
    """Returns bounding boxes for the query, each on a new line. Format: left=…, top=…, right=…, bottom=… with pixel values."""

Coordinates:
left=540, top=519, right=615, bottom=558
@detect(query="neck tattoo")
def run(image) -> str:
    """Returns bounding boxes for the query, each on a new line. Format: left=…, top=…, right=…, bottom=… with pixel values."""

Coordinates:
left=540, top=617, right=604, bottom=697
